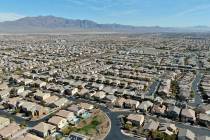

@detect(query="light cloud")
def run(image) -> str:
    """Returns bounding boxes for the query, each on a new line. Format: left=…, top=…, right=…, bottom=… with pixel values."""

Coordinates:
left=0, top=13, right=25, bottom=22
left=176, top=4, right=210, bottom=16
left=65, top=0, right=138, bottom=12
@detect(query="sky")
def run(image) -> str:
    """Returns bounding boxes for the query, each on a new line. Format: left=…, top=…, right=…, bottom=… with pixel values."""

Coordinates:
left=0, top=0, right=210, bottom=27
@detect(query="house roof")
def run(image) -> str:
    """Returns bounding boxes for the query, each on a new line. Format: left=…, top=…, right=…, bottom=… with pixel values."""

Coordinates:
left=48, top=116, right=67, bottom=126
left=102, top=86, right=117, bottom=94
left=124, top=99, right=139, bottom=105
left=152, top=104, right=166, bottom=114
left=167, top=106, right=181, bottom=114
left=56, top=110, right=74, bottom=118
left=0, top=116, right=10, bottom=125
left=0, top=123, right=20, bottom=138
left=116, top=97, right=126, bottom=105
left=181, top=108, right=196, bottom=120
left=143, top=119, right=159, bottom=131
left=106, top=95, right=117, bottom=101
left=33, top=122, right=55, bottom=133
left=44, top=95, right=59, bottom=104
left=138, top=101, right=153, bottom=110
left=198, top=136, right=210, bottom=140
left=7, top=97, right=22, bottom=105
left=16, top=133, right=44, bottom=140
left=198, top=113, right=210, bottom=122
left=93, top=91, right=106, bottom=98
left=34, top=91, right=50, bottom=98
left=159, top=123, right=177, bottom=133
left=127, top=114, right=144, bottom=125
left=0, top=82, right=8, bottom=90
left=79, top=102, right=94, bottom=110
left=78, top=88, right=89, bottom=96
left=67, top=104, right=80, bottom=111
left=154, top=96, right=163, bottom=103
left=178, top=129, right=195, bottom=140
left=53, top=98, right=68, bottom=107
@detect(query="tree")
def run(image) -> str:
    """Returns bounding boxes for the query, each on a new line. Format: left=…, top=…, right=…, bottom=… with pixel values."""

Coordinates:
left=124, top=123, right=132, bottom=130
left=151, top=131, right=176, bottom=140
left=190, top=91, right=195, bottom=98
left=20, top=121, right=27, bottom=128
left=171, top=80, right=180, bottom=98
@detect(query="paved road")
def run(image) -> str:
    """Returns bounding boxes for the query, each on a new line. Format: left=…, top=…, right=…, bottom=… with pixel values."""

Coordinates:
left=147, top=80, right=160, bottom=96
left=0, top=110, right=25, bottom=124
left=191, top=72, right=203, bottom=107
left=103, top=109, right=136, bottom=140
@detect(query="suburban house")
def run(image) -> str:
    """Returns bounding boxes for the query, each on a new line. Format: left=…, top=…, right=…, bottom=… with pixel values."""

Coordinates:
left=64, top=87, right=78, bottom=96
left=48, top=116, right=68, bottom=129
left=44, top=95, right=59, bottom=105
left=0, top=116, right=10, bottom=129
left=143, top=119, right=159, bottom=131
left=0, top=123, right=21, bottom=139
left=0, top=82, right=8, bottom=91
left=77, top=88, right=89, bottom=97
left=50, top=98, right=68, bottom=108
left=105, top=95, right=117, bottom=103
left=21, top=79, right=33, bottom=86
left=4, top=97, right=22, bottom=109
left=18, top=90, right=31, bottom=98
left=159, top=123, right=178, bottom=136
left=197, top=136, right=210, bottom=140
left=138, top=101, right=153, bottom=112
left=102, top=86, right=117, bottom=95
left=166, top=106, right=181, bottom=120
left=16, top=133, right=44, bottom=140
left=34, top=91, right=51, bottom=101
left=18, top=101, right=45, bottom=117
left=79, top=102, right=94, bottom=110
left=67, top=104, right=81, bottom=114
left=115, top=97, right=126, bottom=108
left=127, top=114, right=144, bottom=126
left=163, top=99, right=176, bottom=106
left=178, top=129, right=195, bottom=140
left=32, top=80, right=47, bottom=88
left=56, top=110, right=75, bottom=122
left=70, top=80, right=86, bottom=88
left=91, top=82, right=104, bottom=90
left=197, top=113, right=210, bottom=128
left=198, top=104, right=210, bottom=115
left=154, top=96, right=164, bottom=105
left=0, top=88, right=11, bottom=99
left=151, top=104, right=166, bottom=116
left=46, top=83, right=65, bottom=94
left=181, top=108, right=196, bottom=123
left=92, top=91, right=106, bottom=100
left=32, top=122, right=56, bottom=138
left=158, top=79, right=171, bottom=97
left=14, top=86, right=25, bottom=94
left=124, top=99, right=140, bottom=109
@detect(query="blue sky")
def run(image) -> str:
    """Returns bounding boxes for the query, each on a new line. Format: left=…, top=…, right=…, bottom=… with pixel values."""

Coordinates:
left=0, top=0, right=210, bottom=27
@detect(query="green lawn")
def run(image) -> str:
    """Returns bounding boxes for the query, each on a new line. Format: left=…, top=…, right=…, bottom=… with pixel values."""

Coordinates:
left=77, top=116, right=101, bottom=135
left=62, top=116, right=102, bottom=136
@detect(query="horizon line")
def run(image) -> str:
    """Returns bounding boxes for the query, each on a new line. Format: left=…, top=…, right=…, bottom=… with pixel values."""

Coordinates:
left=0, top=15, right=209, bottom=29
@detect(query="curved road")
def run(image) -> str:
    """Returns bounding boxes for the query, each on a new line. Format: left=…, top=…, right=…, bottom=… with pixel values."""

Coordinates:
left=103, top=108, right=136, bottom=140
left=191, top=72, right=203, bottom=107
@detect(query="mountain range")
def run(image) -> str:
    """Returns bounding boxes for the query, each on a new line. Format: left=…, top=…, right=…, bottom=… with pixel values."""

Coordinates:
left=0, top=16, right=209, bottom=33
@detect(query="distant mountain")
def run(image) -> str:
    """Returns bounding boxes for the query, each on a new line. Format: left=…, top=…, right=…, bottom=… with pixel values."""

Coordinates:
left=0, top=16, right=209, bottom=33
